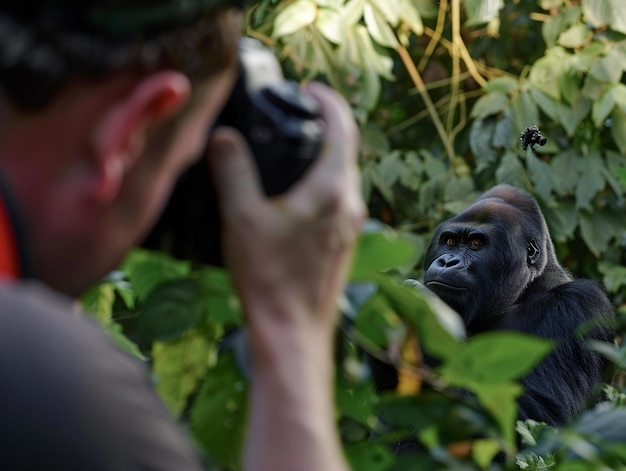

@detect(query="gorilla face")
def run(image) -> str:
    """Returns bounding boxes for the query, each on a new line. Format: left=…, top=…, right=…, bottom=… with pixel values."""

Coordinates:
left=423, top=192, right=545, bottom=327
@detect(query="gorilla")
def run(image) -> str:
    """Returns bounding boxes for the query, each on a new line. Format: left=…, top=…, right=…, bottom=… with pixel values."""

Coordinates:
left=374, top=184, right=615, bottom=427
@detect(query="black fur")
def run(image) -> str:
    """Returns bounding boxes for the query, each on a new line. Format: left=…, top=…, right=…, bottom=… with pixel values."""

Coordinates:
left=374, top=185, right=615, bottom=426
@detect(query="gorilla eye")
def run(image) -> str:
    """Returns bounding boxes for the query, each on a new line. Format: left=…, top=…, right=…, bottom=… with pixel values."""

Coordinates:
left=446, top=238, right=457, bottom=247
left=470, top=239, right=482, bottom=249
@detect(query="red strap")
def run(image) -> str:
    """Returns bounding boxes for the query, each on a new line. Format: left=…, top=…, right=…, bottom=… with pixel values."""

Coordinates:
left=0, top=196, right=19, bottom=280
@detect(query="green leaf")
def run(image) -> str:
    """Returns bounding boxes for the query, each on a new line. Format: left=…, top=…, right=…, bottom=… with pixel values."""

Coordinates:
left=346, top=443, right=395, bottom=471
left=398, top=0, right=423, bottom=36
left=530, top=88, right=560, bottom=121
left=369, top=0, right=400, bottom=26
left=470, top=118, right=498, bottom=173
left=558, top=96, right=592, bottom=136
left=529, top=54, right=563, bottom=100
left=273, top=0, right=318, bottom=38
left=575, top=150, right=605, bottom=211
left=589, top=48, right=624, bottom=83
left=592, top=88, right=616, bottom=127
left=342, top=0, right=366, bottom=27
left=197, top=268, right=243, bottom=326
left=551, top=149, right=583, bottom=196
left=511, top=91, right=540, bottom=139
left=364, top=3, right=399, bottom=48
left=350, top=230, right=418, bottom=280
left=526, top=152, right=556, bottom=202
left=474, top=382, right=523, bottom=447
left=581, top=0, right=610, bottom=30
left=484, top=76, right=519, bottom=94
left=579, top=209, right=622, bottom=256
left=81, top=282, right=115, bottom=325
left=152, top=330, right=213, bottom=416
left=610, top=107, right=626, bottom=155
left=588, top=340, right=626, bottom=370
left=439, top=332, right=553, bottom=385
left=541, top=0, right=564, bottom=10
left=376, top=276, right=465, bottom=361
left=355, top=293, right=403, bottom=347
left=496, top=150, right=527, bottom=188
left=122, top=249, right=191, bottom=301
left=104, top=322, right=148, bottom=361
left=190, top=353, right=248, bottom=469
left=557, top=23, right=592, bottom=49
left=559, top=68, right=582, bottom=106
left=610, top=82, right=626, bottom=114
left=473, top=438, right=502, bottom=469
left=470, top=92, right=509, bottom=119
left=315, top=7, right=345, bottom=44
left=139, top=278, right=205, bottom=341
left=608, top=0, right=626, bottom=34
left=464, top=0, right=504, bottom=27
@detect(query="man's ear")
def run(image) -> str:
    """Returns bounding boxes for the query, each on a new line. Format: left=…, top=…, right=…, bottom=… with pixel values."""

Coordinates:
left=90, top=70, right=191, bottom=204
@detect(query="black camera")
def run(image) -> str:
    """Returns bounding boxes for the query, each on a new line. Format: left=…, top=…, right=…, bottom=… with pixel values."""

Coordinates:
left=142, top=38, right=324, bottom=266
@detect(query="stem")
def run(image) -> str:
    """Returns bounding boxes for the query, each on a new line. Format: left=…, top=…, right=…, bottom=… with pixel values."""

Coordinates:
left=396, top=45, right=456, bottom=163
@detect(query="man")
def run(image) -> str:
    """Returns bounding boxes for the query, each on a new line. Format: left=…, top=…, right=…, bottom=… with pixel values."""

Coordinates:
left=0, top=1, right=364, bottom=470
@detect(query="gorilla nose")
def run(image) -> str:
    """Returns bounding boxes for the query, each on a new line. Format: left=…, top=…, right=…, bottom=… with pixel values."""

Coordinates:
left=435, top=254, right=462, bottom=268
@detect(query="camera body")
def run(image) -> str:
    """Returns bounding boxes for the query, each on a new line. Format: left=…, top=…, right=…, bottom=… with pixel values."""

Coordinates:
left=142, top=38, right=323, bottom=266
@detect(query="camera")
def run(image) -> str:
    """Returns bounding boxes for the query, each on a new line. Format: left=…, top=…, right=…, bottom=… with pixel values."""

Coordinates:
left=142, top=38, right=324, bottom=266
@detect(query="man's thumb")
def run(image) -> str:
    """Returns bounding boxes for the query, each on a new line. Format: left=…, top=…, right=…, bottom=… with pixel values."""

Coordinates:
left=206, top=127, right=263, bottom=212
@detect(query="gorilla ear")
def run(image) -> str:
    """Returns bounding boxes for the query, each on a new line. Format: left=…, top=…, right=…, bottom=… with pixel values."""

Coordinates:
left=527, top=240, right=541, bottom=266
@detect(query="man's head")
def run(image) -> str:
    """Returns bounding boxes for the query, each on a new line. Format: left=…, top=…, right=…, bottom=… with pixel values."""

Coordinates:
left=0, top=0, right=244, bottom=295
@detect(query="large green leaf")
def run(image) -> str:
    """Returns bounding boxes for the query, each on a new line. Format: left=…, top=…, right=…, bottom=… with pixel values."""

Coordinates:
left=375, top=275, right=465, bottom=361
left=139, top=278, right=206, bottom=341
left=190, top=353, right=248, bottom=469
left=152, top=330, right=213, bottom=416
left=350, top=229, right=418, bottom=280
left=474, top=382, right=522, bottom=448
left=122, top=249, right=190, bottom=301
left=346, top=443, right=395, bottom=471
left=439, top=332, right=553, bottom=385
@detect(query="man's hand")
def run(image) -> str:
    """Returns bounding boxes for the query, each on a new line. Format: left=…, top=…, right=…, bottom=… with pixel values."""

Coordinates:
left=207, top=82, right=363, bottom=471
left=207, top=81, right=364, bottom=356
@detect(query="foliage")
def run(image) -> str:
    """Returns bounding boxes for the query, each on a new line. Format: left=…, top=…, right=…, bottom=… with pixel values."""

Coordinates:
left=81, top=0, right=626, bottom=469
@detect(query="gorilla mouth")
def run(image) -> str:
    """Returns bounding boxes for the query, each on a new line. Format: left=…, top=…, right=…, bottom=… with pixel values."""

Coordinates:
left=425, top=281, right=468, bottom=291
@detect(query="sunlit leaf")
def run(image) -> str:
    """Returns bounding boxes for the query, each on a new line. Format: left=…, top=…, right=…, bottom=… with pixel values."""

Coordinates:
left=315, top=7, right=345, bottom=44
left=364, top=3, right=399, bottom=48
left=273, top=0, right=318, bottom=38
left=464, top=0, right=504, bottom=27
left=152, top=331, right=213, bottom=416
left=398, top=0, right=423, bottom=35
left=557, top=23, right=592, bottom=49
left=474, top=382, right=522, bottom=447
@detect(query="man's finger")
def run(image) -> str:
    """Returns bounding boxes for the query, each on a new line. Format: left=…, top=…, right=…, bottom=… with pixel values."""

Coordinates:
left=206, top=126, right=264, bottom=217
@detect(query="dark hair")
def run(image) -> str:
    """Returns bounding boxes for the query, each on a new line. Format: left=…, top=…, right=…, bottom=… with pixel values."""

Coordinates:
left=0, top=0, right=245, bottom=110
